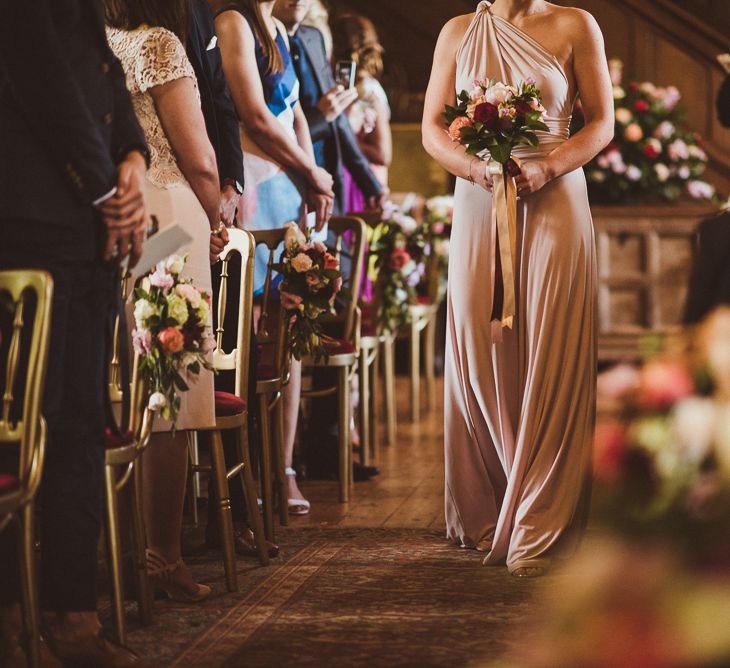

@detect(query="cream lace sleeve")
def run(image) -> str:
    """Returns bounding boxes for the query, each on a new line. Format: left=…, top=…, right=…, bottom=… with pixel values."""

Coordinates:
left=135, top=27, right=195, bottom=93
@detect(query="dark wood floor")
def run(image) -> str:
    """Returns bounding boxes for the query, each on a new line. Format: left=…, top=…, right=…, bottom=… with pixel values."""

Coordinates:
left=294, top=376, right=446, bottom=531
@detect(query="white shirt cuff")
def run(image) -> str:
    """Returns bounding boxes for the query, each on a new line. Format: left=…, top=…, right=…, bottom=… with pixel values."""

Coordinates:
left=93, top=186, right=117, bottom=206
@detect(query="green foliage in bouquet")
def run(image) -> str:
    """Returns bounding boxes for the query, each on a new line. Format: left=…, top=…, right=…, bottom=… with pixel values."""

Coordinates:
left=444, top=78, right=549, bottom=165
left=132, top=255, right=215, bottom=427
left=273, top=224, right=346, bottom=363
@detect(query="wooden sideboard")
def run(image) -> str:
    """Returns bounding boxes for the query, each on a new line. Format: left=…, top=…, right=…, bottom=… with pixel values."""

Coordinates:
left=594, top=203, right=718, bottom=361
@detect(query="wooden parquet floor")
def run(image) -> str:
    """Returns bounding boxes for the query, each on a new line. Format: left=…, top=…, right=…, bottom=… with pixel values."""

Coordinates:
left=293, top=376, right=446, bottom=532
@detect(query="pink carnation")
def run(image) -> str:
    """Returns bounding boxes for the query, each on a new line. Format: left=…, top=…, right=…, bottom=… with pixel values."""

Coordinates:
left=149, top=265, right=174, bottom=289
left=132, top=328, right=152, bottom=355
left=637, top=359, right=694, bottom=410
left=448, top=116, right=473, bottom=141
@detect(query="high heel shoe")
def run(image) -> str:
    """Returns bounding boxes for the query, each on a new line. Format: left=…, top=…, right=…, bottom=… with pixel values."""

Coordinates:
left=146, top=549, right=212, bottom=602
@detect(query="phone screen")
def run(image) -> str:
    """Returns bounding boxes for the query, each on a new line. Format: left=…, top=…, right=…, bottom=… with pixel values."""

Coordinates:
left=335, top=60, right=357, bottom=89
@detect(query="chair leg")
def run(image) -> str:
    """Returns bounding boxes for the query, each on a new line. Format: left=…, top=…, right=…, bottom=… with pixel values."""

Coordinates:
left=235, top=421, right=269, bottom=566
left=383, top=335, right=397, bottom=446
left=425, top=315, right=437, bottom=412
left=129, top=463, right=152, bottom=626
left=18, top=503, right=40, bottom=668
left=338, top=365, right=352, bottom=503
left=358, top=349, right=371, bottom=466
left=104, top=463, right=127, bottom=644
left=258, top=393, right=275, bottom=543
left=273, top=395, right=289, bottom=527
left=410, top=319, right=421, bottom=423
left=187, top=432, right=201, bottom=527
left=369, top=349, right=379, bottom=464
left=210, top=430, right=238, bottom=592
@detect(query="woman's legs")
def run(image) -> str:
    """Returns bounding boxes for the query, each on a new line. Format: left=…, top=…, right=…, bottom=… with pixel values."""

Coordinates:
left=283, top=359, right=307, bottom=503
left=142, top=431, right=189, bottom=563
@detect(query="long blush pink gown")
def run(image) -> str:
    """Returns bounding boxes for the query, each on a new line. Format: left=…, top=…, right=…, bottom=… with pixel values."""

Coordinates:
left=444, top=1, right=596, bottom=573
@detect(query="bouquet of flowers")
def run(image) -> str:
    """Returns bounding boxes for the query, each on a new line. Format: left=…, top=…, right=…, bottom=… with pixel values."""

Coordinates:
left=273, top=223, right=344, bottom=362
left=444, top=78, right=547, bottom=329
left=132, top=255, right=215, bottom=425
left=424, top=195, right=454, bottom=296
left=370, top=204, right=426, bottom=334
left=593, top=308, right=730, bottom=558
left=444, top=78, right=548, bottom=167
left=578, top=58, right=716, bottom=203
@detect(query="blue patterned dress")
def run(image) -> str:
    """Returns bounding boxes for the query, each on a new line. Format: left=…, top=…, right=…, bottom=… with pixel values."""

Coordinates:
left=218, top=7, right=306, bottom=291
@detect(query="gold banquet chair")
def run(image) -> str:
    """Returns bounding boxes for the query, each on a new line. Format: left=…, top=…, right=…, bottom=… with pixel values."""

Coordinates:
left=251, top=228, right=293, bottom=542
left=0, top=270, right=53, bottom=668
left=191, top=228, right=269, bottom=594
left=104, top=274, right=155, bottom=645
left=300, top=216, right=366, bottom=503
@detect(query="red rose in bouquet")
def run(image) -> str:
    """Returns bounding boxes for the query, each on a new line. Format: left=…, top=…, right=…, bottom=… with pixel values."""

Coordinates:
left=473, top=101, right=499, bottom=129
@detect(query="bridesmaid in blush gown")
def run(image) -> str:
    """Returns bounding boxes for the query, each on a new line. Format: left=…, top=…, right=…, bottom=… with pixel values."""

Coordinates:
left=422, top=0, right=614, bottom=577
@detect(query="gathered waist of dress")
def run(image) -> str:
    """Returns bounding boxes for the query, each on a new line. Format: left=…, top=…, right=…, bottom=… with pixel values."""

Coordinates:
left=511, top=115, right=571, bottom=160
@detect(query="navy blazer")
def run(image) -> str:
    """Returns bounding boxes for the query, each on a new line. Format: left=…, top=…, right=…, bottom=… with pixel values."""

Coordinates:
left=0, top=0, right=147, bottom=260
left=293, top=25, right=382, bottom=214
left=187, top=0, right=244, bottom=190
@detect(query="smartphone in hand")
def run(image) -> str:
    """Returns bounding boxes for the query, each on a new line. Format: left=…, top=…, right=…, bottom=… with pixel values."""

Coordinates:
left=335, top=60, right=357, bottom=89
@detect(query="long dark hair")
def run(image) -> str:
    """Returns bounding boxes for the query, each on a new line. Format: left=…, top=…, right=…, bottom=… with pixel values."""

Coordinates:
left=105, top=0, right=191, bottom=45
left=236, top=0, right=283, bottom=76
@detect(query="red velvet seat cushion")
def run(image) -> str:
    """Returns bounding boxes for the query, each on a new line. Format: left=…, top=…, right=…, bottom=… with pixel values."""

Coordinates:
left=104, top=428, right=135, bottom=449
left=323, top=337, right=356, bottom=355
left=0, top=473, right=20, bottom=494
left=361, top=304, right=378, bottom=337
left=215, top=391, right=246, bottom=417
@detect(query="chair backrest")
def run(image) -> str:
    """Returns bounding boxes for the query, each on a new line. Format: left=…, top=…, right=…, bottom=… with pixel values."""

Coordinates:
left=0, top=270, right=53, bottom=504
left=326, top=216, right=366, bottom=344
left=109, top=273, right=153, bottom=442
left=251, top=228, right=290, bottom=384
left=212, top=228, right=256, bottom=398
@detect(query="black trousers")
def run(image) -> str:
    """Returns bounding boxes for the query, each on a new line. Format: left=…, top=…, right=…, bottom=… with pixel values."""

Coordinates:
left=0, top=244, right=111, bottom=611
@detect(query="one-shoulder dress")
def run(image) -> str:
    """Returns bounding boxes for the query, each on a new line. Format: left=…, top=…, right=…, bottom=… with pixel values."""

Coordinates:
left=444, top=1, right=596, bottom=573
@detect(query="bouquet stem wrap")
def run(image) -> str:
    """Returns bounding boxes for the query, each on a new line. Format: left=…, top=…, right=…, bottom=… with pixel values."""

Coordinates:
left=489, top=156, right=521, bottom=329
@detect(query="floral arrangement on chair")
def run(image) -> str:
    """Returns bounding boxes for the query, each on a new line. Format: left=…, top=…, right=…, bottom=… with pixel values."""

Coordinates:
left=273, top=223, right=344, bottom=362
left=579, top=59, right=716, bottom=204
left=370, top=204, right=426, bottom=334
left=424, top=195, right=454, bottom=297
left=131, top=255, right=215, bottom=425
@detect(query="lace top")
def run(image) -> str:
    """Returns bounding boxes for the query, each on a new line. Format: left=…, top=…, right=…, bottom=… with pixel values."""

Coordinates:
left=106, top=26, right=199, bottom=188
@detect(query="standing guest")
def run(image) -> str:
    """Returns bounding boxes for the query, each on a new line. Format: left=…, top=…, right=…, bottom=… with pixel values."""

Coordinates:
left=273, top=0, right=385, bottom=216
left=273, top=0, right=383, bottom=484
left=303, top=0, right=333, bottom=60
left=106, top=0, right=222, bottom=602
left=212, top=0, right=335, bottom=515
left=0, top=1, right=149, bottom=665
left=332, top=13, right=392, bottom=212
left=186, top=0, right=278, bottom=558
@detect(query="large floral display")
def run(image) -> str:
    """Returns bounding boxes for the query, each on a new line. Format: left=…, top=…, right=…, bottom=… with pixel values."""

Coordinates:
left=578, top=59, right=716, bottom=204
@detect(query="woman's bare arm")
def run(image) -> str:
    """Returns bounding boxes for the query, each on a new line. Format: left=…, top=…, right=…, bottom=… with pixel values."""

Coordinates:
left=359, top=95, right=392, bottom=167
left=422, top=15, right=491, bottom=189
left=150, top=77, right=220, bottom=228
left=515, top=10, right=614, bottom=193
left=215, top=11, right=331, bottom=195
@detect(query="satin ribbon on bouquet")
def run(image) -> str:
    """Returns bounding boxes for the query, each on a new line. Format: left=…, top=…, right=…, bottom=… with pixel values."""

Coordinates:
left=488, top=156, right=521, bottom=330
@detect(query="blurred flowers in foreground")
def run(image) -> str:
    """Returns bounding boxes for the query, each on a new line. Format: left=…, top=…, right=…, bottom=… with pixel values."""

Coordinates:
left=492, top=308, right=730, bottom=668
